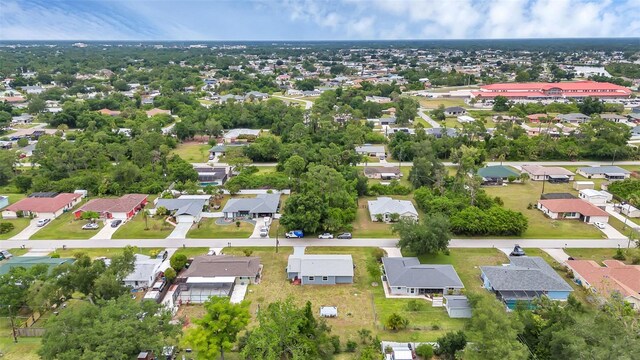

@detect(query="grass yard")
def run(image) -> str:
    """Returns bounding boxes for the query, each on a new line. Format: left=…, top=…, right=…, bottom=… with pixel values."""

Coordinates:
left=222, top=246, right=465, bottom=342
left=171, top=142, right=211, bottom=163
left=4, top=193, right=26, bottom=204
left=564, top=248, right=637, bottom=265
left=112, top=212, right=173, bottom=239
left=483, top=181, right=605, bottom=239
left=7, top=247, right=29, bottom=256
left=0, top=218, right=30, bottom=240
left=414, top=97, right=467, bottom=109
left=0, top=337, right=41, bottom=360
left=49, top=247, right=169, bottom=259
left=351, top=196, right=420, bottom=238
left=30, top=211, right=104, bottom=240
left=187, top=219, right=254, bottom=239
left=172, top=247, right=209, bottom=259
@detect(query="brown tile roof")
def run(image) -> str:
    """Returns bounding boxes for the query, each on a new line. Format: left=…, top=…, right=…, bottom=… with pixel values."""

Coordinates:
left=567, top=259, right=640, bottom=299
left=538, top=199, right=609, bottom=217
left=180, top=255, right=261, bottom=278
left=5, top=193, right=82, bottom=213
left=76, top=194, right=148, bottom=213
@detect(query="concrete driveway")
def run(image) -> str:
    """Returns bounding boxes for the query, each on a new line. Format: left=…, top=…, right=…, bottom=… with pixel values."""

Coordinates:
left=249, top=222, right=267, bottom=239
left=10, top=219, right=50, bottom=240
left=599, top=223, right=625, bottom=239
left=542, top=248, right=571, bottom=264
left=382, top=247, right=402, bottom=257
left=91, top=220, right=120, bottom=240
left=167, top=222, right=192, bottom=239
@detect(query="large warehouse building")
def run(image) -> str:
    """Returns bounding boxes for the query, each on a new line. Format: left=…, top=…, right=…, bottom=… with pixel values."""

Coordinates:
left=471, top=80, right=631, bottom=100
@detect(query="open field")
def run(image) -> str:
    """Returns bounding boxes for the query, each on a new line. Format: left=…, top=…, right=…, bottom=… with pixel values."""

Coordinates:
left=484, top=181, right=605, bottom=239
left=0, top=218, right=30, bottom=240
left=30, top=211, right=104, bottom=240
left=171, top=142, right=211, bottom=163
left=414, top=97, right=467, bottom=109
left=112, top=212, right=173, bottom=239
left=222, top=246, right=467, bottom=342
left=187, top=219, right=254, bottom=239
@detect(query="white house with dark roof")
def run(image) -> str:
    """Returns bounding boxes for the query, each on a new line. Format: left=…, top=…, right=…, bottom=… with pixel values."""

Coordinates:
left=222, top=193, right=281, bottom=220
left=355, top=145, right=386, bottom=159
left=368, top=197, right=418, bottom=222
left=381, top=257, right=464, bottom=296
left=155, top=195, right=210, bottom=223
left=520, top=165, right=575, bottom=182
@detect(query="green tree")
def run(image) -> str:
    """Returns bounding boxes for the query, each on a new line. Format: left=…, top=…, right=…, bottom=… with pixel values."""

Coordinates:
left=241, top=299, right=334, bottom=360
left=492, top=95, right=510, bottom=112
left=38, top=296, right=179, bottom=360
left=430, top=104, right=446, bottom=121
left=14, top=174, right=32, bottom=193
left=185, top=297, right=250, bottom=360
left=170, top=253, right=188, bottom=271
left=393, top=214, right=451, bottom=255
left=27, top=97, right=46, bottom=114
left=0, top=151, right=16, bottom=186
left=384, top=312, right=409, bottom=331
left=435, top=331, right=467, bottom=360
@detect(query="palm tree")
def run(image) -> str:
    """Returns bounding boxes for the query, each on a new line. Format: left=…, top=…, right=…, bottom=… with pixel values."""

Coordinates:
left=520, top=173, right=530, bottom=184
left=143, top=210, right=150, bottom=230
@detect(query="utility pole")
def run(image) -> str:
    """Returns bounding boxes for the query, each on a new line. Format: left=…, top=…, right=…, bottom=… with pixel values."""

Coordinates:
left=541, top=172, right=546, bottom=194
left=9, top=305, right=18, bottom=343
left=275, top=222, right=280, bottom=253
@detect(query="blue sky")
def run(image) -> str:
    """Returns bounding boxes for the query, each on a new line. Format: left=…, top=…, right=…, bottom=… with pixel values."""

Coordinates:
left=1, top=0, right=639, bottom=40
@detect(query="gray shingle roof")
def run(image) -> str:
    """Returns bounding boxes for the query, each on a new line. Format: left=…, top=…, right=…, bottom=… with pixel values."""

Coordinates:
left=368, top=197, right=418, bottom=217
left=287, top=254, right=354, bottom=277
left=123, top=254, right=162, bottom=283
left=155, top=198, right=207, bottom=217
left=222, top=194, right=280, bottom=214
left=382, top=257, right=464, bottom=289
left=577, top=166, right=630, bottom=175
left=481, top=256, right=573, bottom=292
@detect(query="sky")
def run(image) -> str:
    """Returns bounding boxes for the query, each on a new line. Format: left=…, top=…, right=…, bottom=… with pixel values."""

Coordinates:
left=1, top=0, right=639, bottom=41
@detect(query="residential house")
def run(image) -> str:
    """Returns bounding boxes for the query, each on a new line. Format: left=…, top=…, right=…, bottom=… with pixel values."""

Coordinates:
left=0, top=195, right=8, bottom=209
left=208, top=143, right=247, bottom=157
left=223, top=128, right=261, bottom=143
left=368, top=197, right=418, bottom=222
left=457, top=115, right=475, bottom=123
left=0, top=256, right=75, bottom=275
left=631, top=125, right=640, bottom=137
left=426, top=127, right=458, bottom=138
left=0, top=141, right=12, bottom=150
left=1, top=192, right=83, bottom=219
left=222, top=194, right=281, bottom=220
left=363, top=166, right=401, bottom=180
left=526, top=113, right=548, bottom=123
left=555, top=113, right=590, bottom=124
left=21, top=85, right=44, bottom=95
left=245, top=91, right=269, bottom=101
left=74, top=194, right=148, bottom=220
left=381, top=257, right=465, bottom=296
left=145, top=108, right=171, bottom=117
left=481, top=256, right=574, bottom=309
left=286, top=247, right=354, bottom=285
left=176, top=255, right=262, bottom=303
left=194, top=166, right=229, bottom=186
left=576, top=166, right=631, bottom=180
left=123, top=254, right=164, bottom=289
left=98, top=108, right=122, bottom=117
left=476, top=165, right=520, bottom=185
left=355, top=145, right=386, bottom=159
left=578, top=189, right=612, bottom=205
left=365, top=95, right=391, bottom=104
left=11, top=114, right=33, bottom=124
left=600, top=113, right=627, bottom=123
left=366, top=117, right=397, bottom=126
left=520, top=165, right=575, bottom=182
left=566, top=259, right=640, bottom=310
left=620, top=203, right=640, bottom=218
left=444, top=106, right=466, bottom=116
left=443, top=295, right=472, bottom=318
left=155, top=195, right=210, bottom=223
left=537, top=199, right=609, bottom=224
left=218, top=94, right=244, bottom=104
left=18, top=143, right=36, bottom=157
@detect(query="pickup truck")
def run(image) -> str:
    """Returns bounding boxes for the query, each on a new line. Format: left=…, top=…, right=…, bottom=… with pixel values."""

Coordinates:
left=285, top=230, right=304, bottom=238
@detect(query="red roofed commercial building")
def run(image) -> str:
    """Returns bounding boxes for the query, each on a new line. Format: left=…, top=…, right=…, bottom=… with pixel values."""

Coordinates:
left=537, top=198, right=609, bottom=224
left=471, top=81, right=631, bottom=100
left=1, top=193, right=83, bottom=219
left=74, top=194, right=148, bottom=220
left=566, top=260, right=640, bottom=310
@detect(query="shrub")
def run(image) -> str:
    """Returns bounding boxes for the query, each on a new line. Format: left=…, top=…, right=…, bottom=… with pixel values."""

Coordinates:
left=357, top=328, right=372, bottom=344
left=346, top=340, right=358, bottom=352
left=384, top=313, right=409, bottom=331
left=170, top=253, right=188, bottom=271
left=507, top=175, right=517, bottom=183
left=613, top=248, right=626, bottom=261
left=371, top=248, right=385, bottom=262
left=236, top=221, right=241, bottom=228
left=164, top=267, right=176, bottom=283
left=406, top=299, right=425, bottom=312
left=330, top=335, right=341, bottom=354
left=366, top=258, right=382, bottom=280
left=0, top=222, right=15, bottom=234
left=80, top=211, right=100, bottom=220
left=155, top=206, right=169, bottom=216
left=148, top=249, right=160, bottom=258
left=389, top=213, right=400, bottom=222
left=243, top=249, right=254, bottom=257
left=415, top=343, right=434, bottom=359
left=632, top=255, right=640, bottom=265
left=431, top=323, right=441, bottom=330
left=50, top=252, right=60, bottom=258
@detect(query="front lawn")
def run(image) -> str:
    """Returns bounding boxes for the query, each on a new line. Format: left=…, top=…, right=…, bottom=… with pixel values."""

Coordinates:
left=483, top=181, right=605, bottom=239
left=112, top=212, right=173, bottom=239
left=564, top=248, right=636, bottom=265
left=351, top=196, right=419, bottom=239
left=187, top=219, right=253, bottom=239
left=51, top=247, right=165, bottom=259
left=0, top=218, right=31, bottom=240
left=171, top=142, right=211, bottom=163
left=30, top=211, right=104, bottom=240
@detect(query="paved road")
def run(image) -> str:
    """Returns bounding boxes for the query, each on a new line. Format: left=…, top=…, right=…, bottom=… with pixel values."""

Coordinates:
left=417, top=108, right=441, bottom=128
left=2, top=237, right=631, bottom=250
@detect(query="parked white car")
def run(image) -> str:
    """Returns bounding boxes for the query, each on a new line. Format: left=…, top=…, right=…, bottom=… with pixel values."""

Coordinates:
left=82, top=223, right=99, bottom=230
left=318, top=233, right=334, bottom=239
left=36, top=219, right=51, bottom=227
left=593, top=222, right=606, bottom=229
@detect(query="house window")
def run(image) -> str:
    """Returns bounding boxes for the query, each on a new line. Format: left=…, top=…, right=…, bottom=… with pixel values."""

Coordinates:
left=309, top=276, right=315, bottom=281
left=322, top=276, right=328, bottom=281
